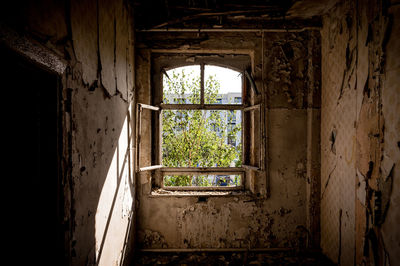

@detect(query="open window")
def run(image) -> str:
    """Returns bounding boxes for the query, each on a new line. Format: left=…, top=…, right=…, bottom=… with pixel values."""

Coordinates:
left=137, top=53, right=262, bottom=191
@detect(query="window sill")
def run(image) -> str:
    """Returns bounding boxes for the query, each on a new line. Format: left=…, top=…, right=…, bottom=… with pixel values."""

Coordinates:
left=149, top=188, right=252, bottom=198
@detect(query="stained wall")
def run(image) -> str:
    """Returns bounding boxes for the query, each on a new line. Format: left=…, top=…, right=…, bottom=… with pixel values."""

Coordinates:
left=135, top=30, right=321, bottom=250
left=0, top=1, right=136, bottom=265
left=321, top=0, right=400, bottom=264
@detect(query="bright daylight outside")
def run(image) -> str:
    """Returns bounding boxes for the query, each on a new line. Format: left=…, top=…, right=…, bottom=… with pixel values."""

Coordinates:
left=162, top=65, right=243, bottom=187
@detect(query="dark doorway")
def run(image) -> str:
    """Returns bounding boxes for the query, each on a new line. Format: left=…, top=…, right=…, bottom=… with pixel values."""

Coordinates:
left=0, top=44, right=64, bottom=265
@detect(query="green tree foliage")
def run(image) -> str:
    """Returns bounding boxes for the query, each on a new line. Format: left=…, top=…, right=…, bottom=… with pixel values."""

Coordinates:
left=162, top=68, right=242, bottom=186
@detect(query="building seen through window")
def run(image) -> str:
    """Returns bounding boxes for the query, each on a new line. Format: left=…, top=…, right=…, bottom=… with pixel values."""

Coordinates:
left=161, top=65, right=243, bottom=187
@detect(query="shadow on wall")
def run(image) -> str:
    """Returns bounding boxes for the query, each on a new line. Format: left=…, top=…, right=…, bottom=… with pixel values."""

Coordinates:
left=93, top=105, right=136, bottom=265
left=0, top=0, right=136, bottom=264
left=67, top=55, right=136, bottom=265
left=1, top=43, right=65, bottom=265
left=0, top=42, right=136, bottom=266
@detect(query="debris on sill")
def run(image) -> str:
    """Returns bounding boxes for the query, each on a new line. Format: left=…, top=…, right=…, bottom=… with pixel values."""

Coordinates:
left=135, top=250, right=335, bottom=266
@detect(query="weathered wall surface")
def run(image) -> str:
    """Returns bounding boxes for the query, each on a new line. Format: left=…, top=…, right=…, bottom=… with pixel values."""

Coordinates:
left=0, top=1, right=136, bottom=265
left=135, top=31, right=321, bottom=250
left=320, top=1, right=357, bottom=264
left=321, top=0, right=400, bottom=265
left=380, top=3, right=400, bottom=265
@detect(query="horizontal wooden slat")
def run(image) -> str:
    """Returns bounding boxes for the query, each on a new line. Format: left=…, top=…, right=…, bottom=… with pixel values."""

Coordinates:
left=160, top=103, right=243, bottom=110
left=139, top=165, right=163, bottom=172
left=242, top=164, right=261, bottom=171
left=243, top=104, right=260, bottom=112
left=161, top=167, right=244, bottom=172
left=138, top=103, right=160, bottom=111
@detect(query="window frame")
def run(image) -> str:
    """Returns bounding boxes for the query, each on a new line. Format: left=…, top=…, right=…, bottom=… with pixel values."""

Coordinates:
left=136, top=53, right=262, bottom=191
left=161, top=63, right=244, bottom=190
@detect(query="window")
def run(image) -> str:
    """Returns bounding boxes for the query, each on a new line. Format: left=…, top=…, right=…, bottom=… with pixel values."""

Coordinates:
left=136, top=53, right=262, bottom=191
left=161, top=65, right=243, bottom=188
left=234, top=97, right=242, bottom=104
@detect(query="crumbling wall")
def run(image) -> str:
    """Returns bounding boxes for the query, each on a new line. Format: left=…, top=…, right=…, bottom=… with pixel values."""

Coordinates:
left=321, top=0, right=400, bottom=265
left=135, top=30, right=321, bottom=250
left=320, top=1, right=357, bottom=264
left=0, top=1, right=136, bottom=265
left=380, top=3, right=400, bottom=264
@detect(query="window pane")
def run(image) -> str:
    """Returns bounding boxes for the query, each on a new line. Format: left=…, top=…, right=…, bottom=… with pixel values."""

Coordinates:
left=164, top=174, right=241, bottom=187
left=163, top=66, right=200, bottom=104
left=162, top=110, right=242, bottom=168
left=204, top=65, right=242, bottom=104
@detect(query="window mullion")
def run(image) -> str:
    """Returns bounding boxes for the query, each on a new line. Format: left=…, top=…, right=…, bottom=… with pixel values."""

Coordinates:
left=160, top=103, right=243, bottom=110
left=200, top=63, right=205, bottom=107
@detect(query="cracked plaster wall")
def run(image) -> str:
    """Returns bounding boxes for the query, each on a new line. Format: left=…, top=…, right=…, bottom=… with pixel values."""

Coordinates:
left=1, top=1, right=136, bottom=265
left=135, top=31, right=321, bottom=250
left=321, top=0, right=400, bottom=265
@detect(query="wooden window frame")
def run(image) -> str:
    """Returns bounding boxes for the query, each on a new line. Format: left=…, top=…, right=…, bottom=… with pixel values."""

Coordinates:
left=137, top=53, right=262, bottom=191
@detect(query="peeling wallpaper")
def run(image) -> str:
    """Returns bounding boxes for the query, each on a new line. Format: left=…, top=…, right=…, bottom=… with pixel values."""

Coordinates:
left=321, top=1, right=400, bottom=265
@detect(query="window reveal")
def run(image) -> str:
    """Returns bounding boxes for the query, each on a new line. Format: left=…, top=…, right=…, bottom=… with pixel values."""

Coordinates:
left=136, top=54, right=263, bottom=191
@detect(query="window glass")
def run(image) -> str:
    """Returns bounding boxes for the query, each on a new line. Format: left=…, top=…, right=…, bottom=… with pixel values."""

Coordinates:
left=204, top=65, right=242, bottom=104
left=162, top=110, right=242, bottom=168
left=160, top=64, right=244, bottom=188
left=163, top=65, right=201, bottom=104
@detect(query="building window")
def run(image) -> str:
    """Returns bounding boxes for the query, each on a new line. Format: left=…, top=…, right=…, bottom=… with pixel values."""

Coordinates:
left=136, top=53, right=263, bottom=191
left=234, top=97, right=242, bottom=104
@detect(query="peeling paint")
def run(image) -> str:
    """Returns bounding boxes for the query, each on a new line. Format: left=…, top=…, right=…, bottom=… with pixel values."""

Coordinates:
left=139, top=230, right=168, bottom=249
left=136, top=30, right=320, bottom=251
left=321, top=0, right=400, bottom=265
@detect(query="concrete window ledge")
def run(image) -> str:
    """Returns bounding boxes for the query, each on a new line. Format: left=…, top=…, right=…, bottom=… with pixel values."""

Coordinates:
left=149, top=188, right=253, bottom=198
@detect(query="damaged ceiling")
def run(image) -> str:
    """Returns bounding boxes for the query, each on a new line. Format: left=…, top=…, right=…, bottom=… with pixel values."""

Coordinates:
left=131, top=0, right=339, bottom=30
